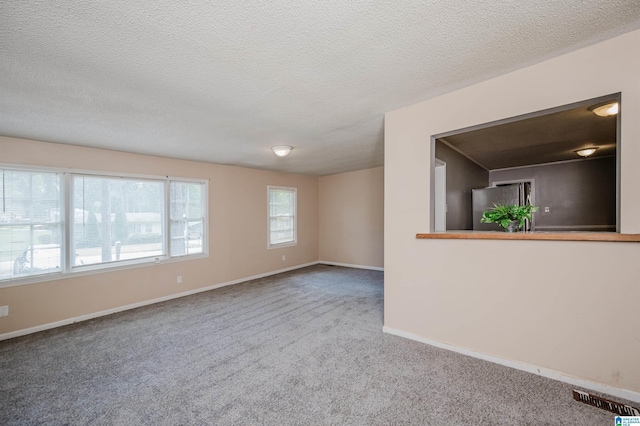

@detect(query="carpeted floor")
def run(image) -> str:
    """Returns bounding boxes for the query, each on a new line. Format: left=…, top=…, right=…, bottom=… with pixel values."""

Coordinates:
left=0, top=265, right=623, bottom=425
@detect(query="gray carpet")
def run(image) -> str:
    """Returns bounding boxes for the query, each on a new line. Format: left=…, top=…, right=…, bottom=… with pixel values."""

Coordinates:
left=0, top=265, right=623, bottom=425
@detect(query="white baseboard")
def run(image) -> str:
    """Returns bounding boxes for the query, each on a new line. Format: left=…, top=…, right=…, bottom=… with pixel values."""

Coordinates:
left=319, top=260, right=384, bottom=271
left=383, top=326, right=640, bottom=404
left=0, top=261, right=320, bottom=342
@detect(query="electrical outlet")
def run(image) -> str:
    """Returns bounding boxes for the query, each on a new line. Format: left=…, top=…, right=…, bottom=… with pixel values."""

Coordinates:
left=0, top=306, right=8, bottom=317
left=544, top=206, right=550, bottom=213
left=177, top=276, right=182, bottom=284
left=282, top=255, right=286, bottom=261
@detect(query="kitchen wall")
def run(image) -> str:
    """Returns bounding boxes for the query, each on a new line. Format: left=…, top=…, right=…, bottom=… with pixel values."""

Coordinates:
left=0, top=136, right=319, bottom=336
left=319, top=167, right=384, bottom=269
left=384, top=29, right=640, bottom=399
left=490, top=157, right=616, bottom=231
left=435, top=141, right=489, bottom=230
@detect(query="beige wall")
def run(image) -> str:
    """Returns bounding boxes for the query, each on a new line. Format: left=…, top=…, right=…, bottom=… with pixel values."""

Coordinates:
left=319, top=167, right=384, bottom=268
left=384, top=29, right=640, bottom=397
left=0, top=136, right=319, bottom=335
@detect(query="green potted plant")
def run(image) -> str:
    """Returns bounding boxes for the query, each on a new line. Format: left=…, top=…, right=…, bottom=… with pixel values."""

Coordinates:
left=480, top=204, right=538, bottom=232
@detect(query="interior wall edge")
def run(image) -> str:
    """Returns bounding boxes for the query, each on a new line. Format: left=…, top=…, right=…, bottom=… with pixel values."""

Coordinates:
left=318, top=166, right=384, bottom=268
left=318, top=261, right=384, bottom=272
left=382, top=326, right=640, bottom=404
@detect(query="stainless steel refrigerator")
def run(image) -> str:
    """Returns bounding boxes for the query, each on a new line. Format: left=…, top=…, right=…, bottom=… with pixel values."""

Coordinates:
left=472, top=182, right=532, bottom=231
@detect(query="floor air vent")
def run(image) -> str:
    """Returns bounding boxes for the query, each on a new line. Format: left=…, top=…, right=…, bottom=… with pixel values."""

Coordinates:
left=572, top=390, right=640, bottom=416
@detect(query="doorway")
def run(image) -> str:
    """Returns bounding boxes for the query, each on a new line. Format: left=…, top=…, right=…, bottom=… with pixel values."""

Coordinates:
left=434, top=159, right=446, bottom=231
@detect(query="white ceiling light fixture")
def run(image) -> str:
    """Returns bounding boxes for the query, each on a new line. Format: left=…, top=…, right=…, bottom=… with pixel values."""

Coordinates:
left=575, top=147, right=599, bottom=157
left=272, top=145, right=293, bottom=157
left=590, top=101, right=619, bottom=117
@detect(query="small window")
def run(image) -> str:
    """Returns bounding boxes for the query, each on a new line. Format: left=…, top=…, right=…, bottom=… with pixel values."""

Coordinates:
left=170, top=181, right=206, bottom=256
left=72, top=175, right=165, bottom=267
left=0, top=169, right=63, bottom=280
left=268, top=186, right=297, bottom=248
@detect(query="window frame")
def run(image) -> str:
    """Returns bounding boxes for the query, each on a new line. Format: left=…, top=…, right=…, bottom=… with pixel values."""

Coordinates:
left=0, top=164, right=208, bottom=288
left=70, top=173, right=167, bottom=270
left=267, top=185, right=297, bottom=249
left=1, top=168, right=65, bottom=280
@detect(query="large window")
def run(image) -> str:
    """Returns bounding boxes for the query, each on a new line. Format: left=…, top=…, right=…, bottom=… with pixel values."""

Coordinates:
left=0, top=166, right=207, bottom=285
left=268, top=186, right=296, bottom=248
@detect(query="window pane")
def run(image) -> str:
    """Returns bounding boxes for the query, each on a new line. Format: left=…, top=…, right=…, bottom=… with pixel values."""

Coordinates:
left=0, top=170, right=62, bottom=279
left=72, top=176, right=164, bottom=266
left=170, top=182, right=205, bottom=256
left=270, top=230, right=294, bottom=245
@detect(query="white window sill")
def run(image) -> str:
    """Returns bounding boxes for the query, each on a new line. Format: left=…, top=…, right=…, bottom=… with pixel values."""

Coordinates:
left=0, top=252, right=209, bottom=289
left=267, top=241, right=297, bottom=250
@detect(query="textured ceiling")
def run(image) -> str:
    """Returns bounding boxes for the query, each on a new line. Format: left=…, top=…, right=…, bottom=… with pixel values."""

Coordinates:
left=1, top=1, right=639, bottom=176
left=440, top=97, right=618, bottom=170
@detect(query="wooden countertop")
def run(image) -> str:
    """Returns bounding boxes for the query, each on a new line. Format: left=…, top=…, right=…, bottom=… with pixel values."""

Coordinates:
left=416, top=231, right=640, bottom=242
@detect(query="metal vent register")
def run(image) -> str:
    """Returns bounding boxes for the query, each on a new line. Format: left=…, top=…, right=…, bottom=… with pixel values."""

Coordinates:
left=572, top=390, right=639, bottom=416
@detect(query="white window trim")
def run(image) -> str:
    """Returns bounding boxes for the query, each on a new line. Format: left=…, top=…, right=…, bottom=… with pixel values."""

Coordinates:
left=0, top=163, right=209, bottom=289
left=169, top=180, right=208, bottom=258
left=267, top=185, right=297, bottom=249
